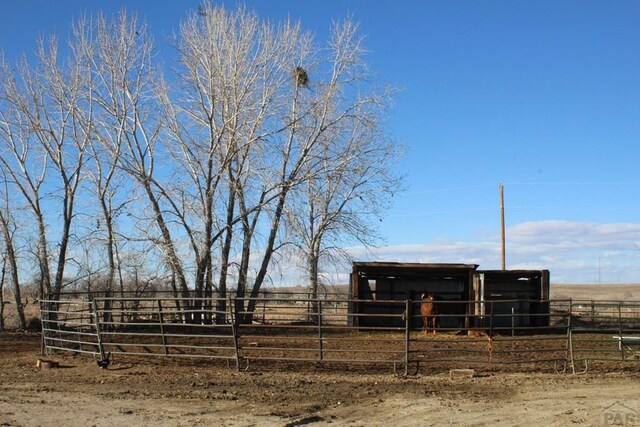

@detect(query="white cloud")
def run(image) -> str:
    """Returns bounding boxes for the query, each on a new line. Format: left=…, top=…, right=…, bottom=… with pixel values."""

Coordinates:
left=509, top=221, right=640, bottom=250
left=332, top=220, right=640, bottom=284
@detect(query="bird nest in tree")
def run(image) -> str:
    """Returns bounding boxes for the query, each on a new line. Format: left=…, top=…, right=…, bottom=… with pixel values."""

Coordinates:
left=293, top=66, right=309, bottom=87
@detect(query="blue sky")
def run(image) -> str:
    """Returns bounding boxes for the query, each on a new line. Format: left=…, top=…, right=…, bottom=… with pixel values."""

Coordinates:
left=1, top=1, right=639, bottom=283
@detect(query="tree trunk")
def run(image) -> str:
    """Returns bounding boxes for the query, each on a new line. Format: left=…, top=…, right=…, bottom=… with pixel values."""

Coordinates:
left=52, top=198, right=73, bottom=300
left=0, top=213, right=26, bottom=330
left=9, top=276, right=27, bottom=330
left=234, top=221, right=254, bottom=324
left=169, top=271, right=183, bottom=323
left=0, top=258, right=6, bottom=331
left=245, top=191, right=288, bottom=322
left=234, top=185, right=265, bottom=324
left=36, top=215, right=51, bottom=299
left=99, top=199, right=116, bottom=329
left=204, top=262, right=213, bottom=324
left=216, top=187, right=236, bottom=324
left=143, top=183, right=190, bottom=298
left=114, top=234, right=127, bottom=325
left=308, top=246, right=320, bottom=324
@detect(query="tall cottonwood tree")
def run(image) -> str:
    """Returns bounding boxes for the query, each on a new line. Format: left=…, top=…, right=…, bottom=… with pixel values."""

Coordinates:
left=0, top=34, right=91, bottom=300
left=286, top=119, right=401, bottom=308
left=0, top=172, right=26, bottom=329
left=0, top=59, right=51, bottom=299
left=85, top=130, right=126, bottom=314
left=73, top=16, right=132, bottom=317
left=75, top=12, right=193, bottom=303
left=161, top=4, right=402, bottom=321
left=0, top=5, right=401, bottom=324
left=239, top=18, right=401, bottom=320
left=161, top=4, right=314, bottom=321
left=165, top=4, right=401, bottom=321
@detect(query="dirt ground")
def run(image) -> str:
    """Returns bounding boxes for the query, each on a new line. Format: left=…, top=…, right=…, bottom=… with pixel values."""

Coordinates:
left=1, top=333, right=639, bottom=426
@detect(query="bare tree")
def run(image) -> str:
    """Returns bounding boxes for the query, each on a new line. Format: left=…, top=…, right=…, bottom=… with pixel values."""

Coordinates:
left=286, top=120, right=402, bottom=310
left=37, top=40, right=92, bottom=300
left=85, top=98, right=127, bottom=318
left=0, top=59, right=51, bottom=299
left=0, top=5, right=401, bottom=326
left=241, top=19, right=398, bottom=320
left=162, top=3, right=312, bottom=321
left=0, top=31, right=92, bottom=300
left=0, top=171, right=26, bottom=329
left=73, top=12, right=193, bottom=305
left=168, top=5, right=400, bottom=322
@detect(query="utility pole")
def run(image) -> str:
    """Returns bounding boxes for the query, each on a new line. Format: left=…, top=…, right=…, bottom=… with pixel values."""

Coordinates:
left=500, top=183, right=506, bottom=271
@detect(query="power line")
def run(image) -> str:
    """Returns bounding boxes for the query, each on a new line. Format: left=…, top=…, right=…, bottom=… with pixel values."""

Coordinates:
left=402, top=181, right=640, bottom=197
left=506, top=181, right=640, bottom=186
left=387, top=207, right=494, bottom=218
left=387, top=205, right=640, bottom=218
left=402, top=184, right=495, bottom=196
left=507, top=206, right=640, bottom=211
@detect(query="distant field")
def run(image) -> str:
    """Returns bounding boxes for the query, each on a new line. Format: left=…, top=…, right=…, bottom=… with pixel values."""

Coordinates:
left=273, top=283, right=640, bottom=302
left=551, top=283, right=640, bottom=301
left=277, top=283, right=640, bottom=303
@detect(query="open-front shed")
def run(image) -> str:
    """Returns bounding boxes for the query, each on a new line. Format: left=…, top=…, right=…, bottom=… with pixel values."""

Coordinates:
left=349, top=262, right=551, bottom=330
left=349, top=262, right=479, bottom=329
left=476, top=269, right=550, bottom=328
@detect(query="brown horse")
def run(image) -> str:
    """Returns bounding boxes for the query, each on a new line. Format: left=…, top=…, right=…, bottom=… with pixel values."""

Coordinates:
left=420, top=292, right=438, bottom=336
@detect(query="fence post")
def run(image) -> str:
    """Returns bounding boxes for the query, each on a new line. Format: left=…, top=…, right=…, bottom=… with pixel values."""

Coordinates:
left=38, top=300, right=46, bottom=356
left=90, top=299, right=105, bottom=360
left=568, top=299, right=576, bottom=375
left=489, top=302, right=494, bottom=363
left=404, top=298, right=411, bottom=376
left=489, top=301, right=494, bottom=337
left=77, top=301, right=85, bottom=354
left=618, top=303, right=624, bottom=361
left=511, top=306, right=515, bottom=337
left=228, top=297, right=240, bottom=371
left=157, top=299, right=168, bottom=356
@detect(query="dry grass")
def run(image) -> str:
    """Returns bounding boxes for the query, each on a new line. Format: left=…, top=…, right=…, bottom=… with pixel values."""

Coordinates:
left=551, top=284, right=640, bottom=301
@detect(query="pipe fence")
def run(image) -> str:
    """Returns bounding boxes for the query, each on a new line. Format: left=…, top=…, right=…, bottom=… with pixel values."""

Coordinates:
left=39, top=296, right=640, bottom=375
left=41, top=299, right=100, bottom=356
left=235, top=297, right=406, bottom=371
left=406, top=299, right=572, bottom=375
left=567, top=299, right=640, bottom=373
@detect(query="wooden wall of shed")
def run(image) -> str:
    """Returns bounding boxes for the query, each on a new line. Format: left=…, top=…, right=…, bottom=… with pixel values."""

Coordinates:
left=349, top=265, right=550, bottom=329
left=351, top=266, right=476, bottom=328
left=480, top=271, right=550, bottom=328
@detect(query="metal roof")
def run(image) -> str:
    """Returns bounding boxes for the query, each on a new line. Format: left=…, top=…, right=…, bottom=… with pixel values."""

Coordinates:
left=352, top=262, right=479, bottom=270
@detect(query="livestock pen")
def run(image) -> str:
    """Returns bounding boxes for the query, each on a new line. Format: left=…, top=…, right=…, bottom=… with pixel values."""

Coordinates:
left=39, top=293, right=640, bottom=375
